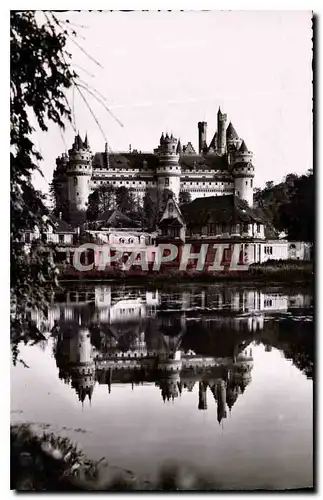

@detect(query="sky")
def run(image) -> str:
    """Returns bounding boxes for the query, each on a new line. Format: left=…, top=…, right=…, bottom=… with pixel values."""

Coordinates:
left=32, top=10, right=313, bottom=194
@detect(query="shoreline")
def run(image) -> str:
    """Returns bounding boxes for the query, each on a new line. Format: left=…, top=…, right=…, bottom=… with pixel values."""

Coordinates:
left=58, top=267, right=314, bottom=288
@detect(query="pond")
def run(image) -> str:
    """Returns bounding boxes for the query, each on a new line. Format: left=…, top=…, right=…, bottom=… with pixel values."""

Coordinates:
left=11, top=283, right=314, bottom=490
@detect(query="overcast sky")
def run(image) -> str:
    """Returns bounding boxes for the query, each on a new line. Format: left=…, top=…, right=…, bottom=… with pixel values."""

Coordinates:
left=32, top=10, right=312, bottom=194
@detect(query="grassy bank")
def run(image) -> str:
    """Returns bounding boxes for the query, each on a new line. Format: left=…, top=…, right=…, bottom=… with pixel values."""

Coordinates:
left=58, top=260, right=314, bottom=286
left=11, top=424, right=313, bottom=491
left=10, top=425, right=220, bottom=491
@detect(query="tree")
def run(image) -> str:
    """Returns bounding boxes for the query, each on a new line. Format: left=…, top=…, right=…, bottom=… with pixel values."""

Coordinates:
left=278, top=172, right=314, bottom=242
left=143, top=188, right=159, bottom=230
left=142, top=187, right=174, bottom=230
left=11, top=11, right=81, bottom=358
left=87, top=184, right=116, bottom=220
left=115, top=186, right=136, bottom=213
left=253, top=171, right=314, bottom=243
left=179, top=191, right=191, bottom=205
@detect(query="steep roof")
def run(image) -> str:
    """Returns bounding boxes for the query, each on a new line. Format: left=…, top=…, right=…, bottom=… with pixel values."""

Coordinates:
left=87, top=209, right=140, bottom=229
left=49, top=215, right=74, bottom=233
left=92, top=152, right=159, bottom=171
left=159, top=217, right=184, bottom=228
left=239, top=140, right=249, bottom=152
left=181, top=195, right=265, bottom=225
left=179, top=154, right=228, bottom=172
left=92, top=151, right=230, bottom=173
left=208, top=132, right=217, bottom=151
left=226, top=122, right=239, bottom=140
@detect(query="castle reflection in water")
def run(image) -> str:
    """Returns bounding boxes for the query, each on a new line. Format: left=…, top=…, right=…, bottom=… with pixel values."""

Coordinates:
left=30, top=285, right=312, bottom=423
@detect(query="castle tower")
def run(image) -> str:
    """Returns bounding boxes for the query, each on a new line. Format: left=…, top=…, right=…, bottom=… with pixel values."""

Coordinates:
left=216, top=379, right=227, bottom=424
left=69, top=326, right=95, bottom=405
left=198, top=381, right=208, bottom=410
left=198, top=121, right=207, bottom=154
left=156, top=132, right=181, bottom=201
left=66, top=133, right=93, bottom=225
left=53, top=152, right=69, bottom=219
left=226, top=122, right=242, bottom=165
left=232, top=140, right=255, bottom=207
left=217, top=107, right=227, bottom=155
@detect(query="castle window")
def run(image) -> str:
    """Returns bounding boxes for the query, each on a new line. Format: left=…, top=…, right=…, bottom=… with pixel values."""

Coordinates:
left=257, top=223, right=261, bottom=232
left=59, top=234, right=64, bottom=243
left=169, top=203, right=174, bottom=213
left=74, top=177, right=77, bottom=186
left=76, top=192, right=79, bottom=196
left=165, top=178, right=169, bottom=186
left=251, top=179, right=253, bottom=187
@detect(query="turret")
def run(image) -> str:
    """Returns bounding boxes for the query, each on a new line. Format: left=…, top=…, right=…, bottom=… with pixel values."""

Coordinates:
left=159, top=372, right=181, bottom=402
left=198, top=381, right=208, bottom=410
left=66, top=133, right=93, bottom=225
left=232, top=141, right=255, bottom=207
left=217, top=107, right=227, bottom=155
left=216, top=379, right=227, bottom=424
left=53, top=152, right=69, bottom=218
left=226, top=122, right=242, bottom=165
left=156, top=132, right=181, bottom=201
left=198, top=121, right=207, bottom=154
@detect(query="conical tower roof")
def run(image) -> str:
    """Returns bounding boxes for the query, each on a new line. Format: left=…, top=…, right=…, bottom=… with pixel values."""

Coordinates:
left=84, top=132, right=89, bottom=148
left=176, top=139, right=182, bottom=154
left=239, top=140, right=249, bottom=152
left=226, top=122, right=239, bottom=140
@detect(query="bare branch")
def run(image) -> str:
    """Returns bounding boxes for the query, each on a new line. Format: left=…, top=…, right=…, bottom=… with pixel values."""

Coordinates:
left=74, top=84, right=107, bottom=143
left=77, top=82, right=124, bottom=128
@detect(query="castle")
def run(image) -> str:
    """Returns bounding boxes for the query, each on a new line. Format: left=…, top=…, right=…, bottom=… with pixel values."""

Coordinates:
left=53, top=108, right=255, bottom=224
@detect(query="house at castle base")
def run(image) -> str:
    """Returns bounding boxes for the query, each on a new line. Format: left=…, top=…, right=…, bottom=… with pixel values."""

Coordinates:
left=83, top=209, right=156, bottom=247
left=157, top=194, right=290, bottom=266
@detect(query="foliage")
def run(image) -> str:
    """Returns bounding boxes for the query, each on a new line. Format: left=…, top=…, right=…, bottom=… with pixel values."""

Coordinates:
left=86, top=184, right=116, bottom=220
left=254, top=171, right=314, bottom=242
left=143, top=187, right=159, bottom=230
left=142, top=187, right=174, bottom=230
left=11, top=424, right=219, bottom=490
left=10, top=11, right=80, bottom=358
left=179, top=191, right=192, bottom=205
left=115, top=186, right=137, bottom=213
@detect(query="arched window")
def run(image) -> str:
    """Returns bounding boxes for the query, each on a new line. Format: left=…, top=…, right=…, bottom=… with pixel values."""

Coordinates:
left=74, top=177, right=77, bottom=186
left=169, top=203, right=174, bottom=213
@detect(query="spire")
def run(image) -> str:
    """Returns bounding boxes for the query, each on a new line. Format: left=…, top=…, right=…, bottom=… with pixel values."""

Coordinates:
left=160, top=132, right=164, bottom=143
left=226, top=122, right=239, bottom=140
left=84, top=132, right=89, bottom=149
left=218, top=106, right=222, bottom=115
left=176, top=139, right=182, bottom=154
left=239, top=140, right=249, bottom=152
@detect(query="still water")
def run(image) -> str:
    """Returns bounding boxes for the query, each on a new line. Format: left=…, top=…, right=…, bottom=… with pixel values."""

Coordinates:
left=11, top=283, right=313, bottom=490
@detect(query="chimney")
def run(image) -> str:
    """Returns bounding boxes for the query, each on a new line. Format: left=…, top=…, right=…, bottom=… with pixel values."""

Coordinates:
left=198, top=121, right=207, bottom=154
